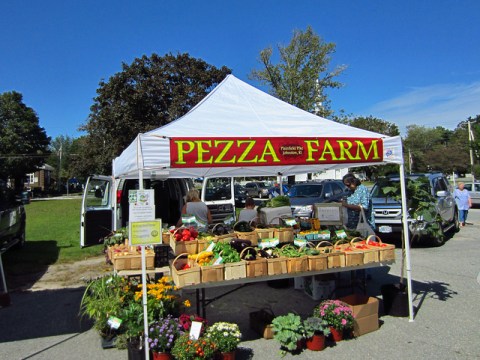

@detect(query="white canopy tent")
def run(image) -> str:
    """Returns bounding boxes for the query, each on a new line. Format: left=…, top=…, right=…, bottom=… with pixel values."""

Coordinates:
left=112, top=75, right=414, bottom=321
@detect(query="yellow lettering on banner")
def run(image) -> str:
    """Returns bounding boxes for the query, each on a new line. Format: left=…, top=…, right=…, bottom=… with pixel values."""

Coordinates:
left=337, top=140, right=359, bottom=160
left=196, top=140, right=213, bottom=164
left=175, top=141, right=195, bottom=164
left=304, top=140, right=319, bottom=162
left=319, top=140, right=339, bottom=161
left=214, top=140, right=236, bottom=163
left=237, top=140, right=258, bottom=163
left=258, top=140, right=280, bottom=163
left=356, top=140, right=380, bottom=160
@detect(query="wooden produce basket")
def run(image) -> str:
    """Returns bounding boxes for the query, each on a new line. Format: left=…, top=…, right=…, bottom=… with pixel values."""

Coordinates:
left=367, top=235, right=396, bottom=262
left=334, top=239, right=364, bottom=267
left=224, top=260, right=247, bottom=280
left=267, top=256, right=288, bottom=276
left=235, top=231, right=258, bottom=246
left=273, top=227, right=294, bottom=243
left=307, top=253, right=328, bottom=271
left=286, top=256, right=308, bottom=273
left=112, top=252, right=155, bottom=271
left=201, top=264, right=225, bottom=283
left=171, top=253, right=201, bottom=288
left=351, top=237, right=380, bottom=264
left=255, top=227, right=275, bottom=240
left=241, top=247, right=267, bottom=278
left=162, top=231, right=171, bottom=246
left=317, top=241, right=345, bottom=269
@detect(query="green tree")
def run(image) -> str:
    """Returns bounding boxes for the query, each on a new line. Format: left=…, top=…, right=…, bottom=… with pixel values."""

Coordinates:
left=348, top=116, right=400, bottom=137
left=250, top=26, right=346, bottom=119
left=347, top=116, right=400, bottom=179
left=76, top=53, right=231, bottom=175
left=47, top=135, right=79, bottom=192
left=0, top=91, right=50, bottom=190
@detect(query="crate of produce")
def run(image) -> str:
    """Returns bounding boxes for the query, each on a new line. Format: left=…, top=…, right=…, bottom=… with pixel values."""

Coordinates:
left=224, top=260, right=247, bottom=280
left=273, top=227, right=294, bottom=243
left=201, top=264, right=225, bottom=283
left=334, top=239, right=364, bottom=267
left=255, top=227, right=275, bottom=240
left=351, top=237, right=380, bottom=264
left=171, top=253, right=201, bottom=288
left=317, top=241, right=345, bottom=269
left=366, top=235, right=396, bottom=262
left=112, top=251, right=155, bottom=271
left=267, top=256, right=288, bottom=276
left=307, top=253, right=328, bottom=271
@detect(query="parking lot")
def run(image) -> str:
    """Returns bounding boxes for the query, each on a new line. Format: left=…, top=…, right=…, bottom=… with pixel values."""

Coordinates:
left=1, top=211, right=479, bottom=359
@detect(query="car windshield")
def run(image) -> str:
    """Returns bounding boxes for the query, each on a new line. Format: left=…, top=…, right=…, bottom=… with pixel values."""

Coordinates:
left=288, top=184, right=322, bottom=197
left=371, top=177, right=430, bottom=198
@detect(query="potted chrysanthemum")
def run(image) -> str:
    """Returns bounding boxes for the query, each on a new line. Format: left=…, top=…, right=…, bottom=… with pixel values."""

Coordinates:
left=313, top=299, right=354, bottom=342
left=205, top=322, right=242, bottom=360
left=171, top=334, right=216, bottom=360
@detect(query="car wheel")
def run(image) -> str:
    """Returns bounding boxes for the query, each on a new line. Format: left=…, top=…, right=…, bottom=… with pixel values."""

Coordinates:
left=429, top=222, right=445, bottom=247
left=452, top=209, right=460, bottom=233
left=14, top=223, right=26, bottom=249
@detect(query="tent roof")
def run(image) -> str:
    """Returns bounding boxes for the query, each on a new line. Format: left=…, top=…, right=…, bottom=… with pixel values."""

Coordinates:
left=113, top=75, right=403, bottom=179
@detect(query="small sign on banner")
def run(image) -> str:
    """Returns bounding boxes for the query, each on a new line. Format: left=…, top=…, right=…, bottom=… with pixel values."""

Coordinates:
left=294, top=239, right=307, bottom=247
left=258, top=238, right=280, bottom=249
left=107, top=316, right=122, bottom=330
left=130, top=220, right=162, bottom=245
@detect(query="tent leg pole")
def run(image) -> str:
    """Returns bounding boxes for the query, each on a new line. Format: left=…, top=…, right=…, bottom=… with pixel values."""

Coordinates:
left=399, top=163, right=415, bottom=322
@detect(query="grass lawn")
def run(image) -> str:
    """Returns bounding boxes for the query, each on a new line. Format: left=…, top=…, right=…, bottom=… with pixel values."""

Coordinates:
left=3, top=198, right=104, bottom=274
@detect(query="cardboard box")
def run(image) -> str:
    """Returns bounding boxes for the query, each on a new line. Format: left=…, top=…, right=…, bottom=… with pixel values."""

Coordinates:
left=353, top=313, right=379, bottom=336
left=340, top=294, right=379, bottom=336
left=303, top=275, right=335, bottom=300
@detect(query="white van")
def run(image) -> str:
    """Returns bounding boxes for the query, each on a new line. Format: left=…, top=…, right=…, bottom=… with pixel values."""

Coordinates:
left=80, top=176, right=236, bottom=247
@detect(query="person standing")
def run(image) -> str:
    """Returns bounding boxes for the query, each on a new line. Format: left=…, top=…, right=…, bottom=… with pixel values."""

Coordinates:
left=177, top=189, right=212, bottom=228
left=454, top=182, right=472, bottom=227
left=341, top=173, right=375, bottom=230
left=238, top=197, right=257, bottom=223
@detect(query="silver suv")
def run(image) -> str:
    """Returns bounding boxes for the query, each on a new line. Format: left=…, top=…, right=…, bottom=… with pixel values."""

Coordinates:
left=370, top=173, right=459, bottom=246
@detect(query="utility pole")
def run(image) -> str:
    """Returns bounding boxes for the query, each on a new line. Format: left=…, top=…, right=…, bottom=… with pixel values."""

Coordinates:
left=468, top=121, right=475, bottom=187
left=58, top=145, right=62, bottom=192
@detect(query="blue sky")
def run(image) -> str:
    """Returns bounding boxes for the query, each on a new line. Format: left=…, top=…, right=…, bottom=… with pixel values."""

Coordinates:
left=1, top=0, right=479, bottom=139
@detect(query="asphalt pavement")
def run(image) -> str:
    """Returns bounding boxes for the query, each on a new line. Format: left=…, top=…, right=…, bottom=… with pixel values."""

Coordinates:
left=1, top=210, right=480, bottom=359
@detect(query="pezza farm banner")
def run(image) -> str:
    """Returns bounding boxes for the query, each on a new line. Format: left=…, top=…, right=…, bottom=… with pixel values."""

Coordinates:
left=170, top=137, right=384, bottom=168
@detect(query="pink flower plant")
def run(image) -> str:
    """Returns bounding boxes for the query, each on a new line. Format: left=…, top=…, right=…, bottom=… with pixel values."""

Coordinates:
left=313, top=299, right=355, bottom=331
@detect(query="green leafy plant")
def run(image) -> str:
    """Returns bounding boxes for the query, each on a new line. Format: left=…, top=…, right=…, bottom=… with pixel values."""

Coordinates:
left=313, top=300, right=354, bottom=331
left=271, top=313, right=305, bottom=355
left=205, top=322, right=242, bottom=353
left=79, top=275, right=126, bottom=336
left=303, top=317, right=331, bottom=338
left=382, top=177, right=444, bottom=239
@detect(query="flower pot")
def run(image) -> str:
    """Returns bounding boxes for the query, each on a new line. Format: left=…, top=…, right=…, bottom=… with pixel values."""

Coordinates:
left=127, top=341, right=145, bottom=360
left=219, top=351, right=236, bottom=360
left=152, top=352, right=173, bottom=360
left=330, top=327, right=343, bottom=342
left=306, top=334, right=326, bottom=351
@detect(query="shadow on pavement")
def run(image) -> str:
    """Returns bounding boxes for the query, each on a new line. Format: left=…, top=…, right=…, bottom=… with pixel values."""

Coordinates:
left=3, top=240, right=60, bottom=291
left=0, top=286, right=91, bottom=343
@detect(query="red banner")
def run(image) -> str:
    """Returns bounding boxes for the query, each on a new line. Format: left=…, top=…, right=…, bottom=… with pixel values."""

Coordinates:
left=170, top=137, right=383, bottom=168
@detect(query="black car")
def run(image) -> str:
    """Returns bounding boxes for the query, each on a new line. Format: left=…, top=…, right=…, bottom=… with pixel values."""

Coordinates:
left=288, top=180, right=348, bottom=217
left=234, top=184, right=248, bottom=208
left=0, top=181, right=26, bottom=251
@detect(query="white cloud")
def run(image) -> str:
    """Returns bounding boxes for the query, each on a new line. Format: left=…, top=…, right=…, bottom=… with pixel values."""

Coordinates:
left=365, top=82, right=480, bottom=134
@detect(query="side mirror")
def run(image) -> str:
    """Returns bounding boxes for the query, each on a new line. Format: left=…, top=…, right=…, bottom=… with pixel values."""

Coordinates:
left=436, top=190, right=447, bottom=197
left=324, top=192, right=332, bottom=199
